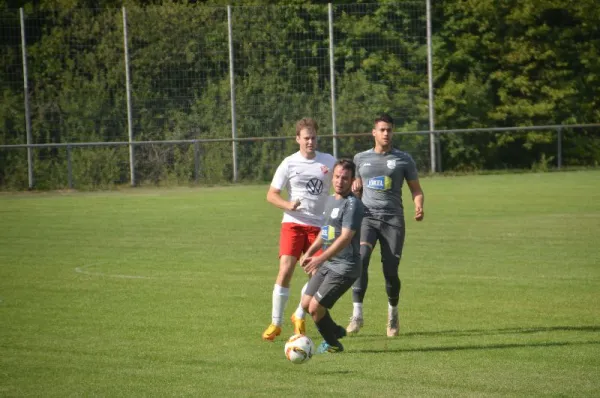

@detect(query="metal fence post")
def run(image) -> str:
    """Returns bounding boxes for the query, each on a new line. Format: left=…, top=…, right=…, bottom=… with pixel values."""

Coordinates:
left=67, top=145, right=73, bottom=189
left=557, top=127, right=562, bottom=169
left=426, top=0, right=436, bottom=174
left=194, top=140, right=200, bottom=183
left=328, top=3, right=338, bottom=159
left=122, top=7, right=135, bottom=187
left=227, top=5, right=238, bottom=182
left=20, top=8, right=34, bottom=189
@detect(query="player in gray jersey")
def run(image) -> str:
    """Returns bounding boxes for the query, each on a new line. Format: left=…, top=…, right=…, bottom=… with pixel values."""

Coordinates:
left=299, top=159, right=364, bottom=353
left=346, top=113, right=425, bottom=337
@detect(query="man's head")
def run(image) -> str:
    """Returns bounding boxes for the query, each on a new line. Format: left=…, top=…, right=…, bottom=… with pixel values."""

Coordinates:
left=372, top=113, right=394, bottom=150
left=296, top=118, right=318, bottom=158
left=374, top=113, right=394, bottom=126
left=332, top=159, right=356, bottom=197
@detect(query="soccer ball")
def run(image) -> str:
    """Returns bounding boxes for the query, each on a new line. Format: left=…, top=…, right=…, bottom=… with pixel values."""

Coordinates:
left=284, top=334, right=315, bottom=364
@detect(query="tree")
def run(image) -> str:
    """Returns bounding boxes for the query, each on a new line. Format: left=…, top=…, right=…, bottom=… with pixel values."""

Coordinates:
left=434, top=0, right=600, bottom=169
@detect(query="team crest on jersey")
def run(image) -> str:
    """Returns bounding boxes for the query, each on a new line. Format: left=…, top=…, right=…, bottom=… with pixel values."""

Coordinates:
left=330, top=208, right=339, bottom=219
left=366, top=176, right=392, bottom=190
left=320, top=225, right=336, bottom=248
left=321, top=165, right=329, bottom=174
left=387, top=159, right=396, bottom=169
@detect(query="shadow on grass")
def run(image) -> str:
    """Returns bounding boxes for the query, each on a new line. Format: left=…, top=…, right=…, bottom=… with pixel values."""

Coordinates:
left=352, top=340, right=600, bottom=354
left=318, top=370, right=354, bottom=375
left=353, top=325, right=600, bottom=339
left=347, top=325, right=600, bottom=354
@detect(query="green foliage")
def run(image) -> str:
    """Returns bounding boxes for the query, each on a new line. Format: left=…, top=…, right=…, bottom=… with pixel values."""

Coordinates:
left=26, top=8, right=127, bottom=143
left=0, top=1, right=599, bottom=189
left=0, top=8, right=27, bottom=153
left=562, top=128, right=600, bottom=167
left=531, top=152, right=554, bottom=172
left=71, top=146, right=128, bottom=189
left=0, top=148, right=29, bottom=189
left=434, top=0, right=600, bottom=170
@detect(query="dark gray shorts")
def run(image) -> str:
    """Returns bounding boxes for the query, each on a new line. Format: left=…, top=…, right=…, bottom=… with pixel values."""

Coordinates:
left=305, top=266, right=356, bottom=309
left=360, top=215, right=406, bottom=264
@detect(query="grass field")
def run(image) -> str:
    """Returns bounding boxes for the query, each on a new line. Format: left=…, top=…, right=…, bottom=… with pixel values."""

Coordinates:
left=1, top=171, right=599, bottom=397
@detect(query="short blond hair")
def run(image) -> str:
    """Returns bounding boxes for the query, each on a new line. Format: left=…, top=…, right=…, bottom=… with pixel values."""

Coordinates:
left=295, top=118, right=318, bottom=136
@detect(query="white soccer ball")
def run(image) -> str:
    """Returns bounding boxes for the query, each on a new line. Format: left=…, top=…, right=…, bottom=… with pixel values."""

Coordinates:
left=284, top=334, right=315, bottom=364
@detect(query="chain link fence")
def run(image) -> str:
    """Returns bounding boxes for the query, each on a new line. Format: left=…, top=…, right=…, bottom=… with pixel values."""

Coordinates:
left=0, top=3, right=431, bottom=190
left=1, top=3, right=599, bottom=190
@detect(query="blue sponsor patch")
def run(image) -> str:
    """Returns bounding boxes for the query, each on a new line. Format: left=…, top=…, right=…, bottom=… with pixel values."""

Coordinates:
left=366, top=176, right=392, bottom=190
left=320, top=225, right=336, bottom=248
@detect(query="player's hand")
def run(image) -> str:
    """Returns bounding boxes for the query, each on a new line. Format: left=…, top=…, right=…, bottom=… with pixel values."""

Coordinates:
left=351, top=179, right=363, bottom=194
left=289, top=198, right=301, bottom=211
left=299, top=254, right=308, bottom=267
left=415, top=206, right=424, bottom=221
left=302, top=255, right=322, bottom=274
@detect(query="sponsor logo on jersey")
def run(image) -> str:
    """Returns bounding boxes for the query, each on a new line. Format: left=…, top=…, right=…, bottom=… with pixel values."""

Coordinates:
left=366, top=176, right=392, bottom=190
left=306, top=178, right=324, bottom=195
left=320, top=225, right=336, bottom=248
left=330, top=208, right=339, bottom=219
left=387, top=159, right=396, bottom=169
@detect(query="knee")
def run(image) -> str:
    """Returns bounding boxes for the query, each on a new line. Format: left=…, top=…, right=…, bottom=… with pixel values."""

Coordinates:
left=300, top=295, right=311, bottom=312
left=382, top=258, right=400, bottom=279
left=276, top=256, right=297, bottom=284
left=360, top=245, right=373, bottom=266
left=308, top=299, right=324, bottom=320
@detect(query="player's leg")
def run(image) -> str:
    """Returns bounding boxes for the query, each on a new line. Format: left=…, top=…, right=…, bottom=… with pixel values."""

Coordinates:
left=263, top=223, right=303, bottom=341
left=379, top=217, right=406, bottom=337
left=300, top=273, right=320, bottom=314
left=307, top=268, right=354, bottom=353
left=291, top=278, right=309, bottom=334
left=347, top=218, right=378, bottom=334
left=291, top=225, right=321, bottom=335
left=301, top=267, right=338, bottom=343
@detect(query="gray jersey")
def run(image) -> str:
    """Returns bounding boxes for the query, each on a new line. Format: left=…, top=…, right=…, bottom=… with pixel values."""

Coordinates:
left=354, top=148, right=418, bottom=218
left=320, top=193, right=364, bottom=279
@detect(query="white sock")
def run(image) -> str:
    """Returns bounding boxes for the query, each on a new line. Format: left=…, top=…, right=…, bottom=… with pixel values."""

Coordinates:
left=352, top=302, right=363, bottom=319
left=293, top=282, right=309, bottom=319
left=272, top=284, right=289, bottom=326
left=388, top=303, right=398, bottom=317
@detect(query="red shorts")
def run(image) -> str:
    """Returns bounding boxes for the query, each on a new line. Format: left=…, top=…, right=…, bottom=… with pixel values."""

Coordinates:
left=279, top=222, right=322, bottom=259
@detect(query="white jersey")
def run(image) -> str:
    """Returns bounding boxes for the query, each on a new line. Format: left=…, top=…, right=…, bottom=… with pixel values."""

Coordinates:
left=271, top=151, right=336, bottom=227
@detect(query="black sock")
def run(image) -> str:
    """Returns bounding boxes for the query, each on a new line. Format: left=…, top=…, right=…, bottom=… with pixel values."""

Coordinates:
left=316, top=310, right=340, bottom=346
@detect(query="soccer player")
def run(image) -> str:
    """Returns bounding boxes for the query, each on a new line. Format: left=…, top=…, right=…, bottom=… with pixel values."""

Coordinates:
left=299, top=159, right=364, bottom=353
left=262, top=118, right=336, bottom=341
left=346, top=113, right=424, bottom=337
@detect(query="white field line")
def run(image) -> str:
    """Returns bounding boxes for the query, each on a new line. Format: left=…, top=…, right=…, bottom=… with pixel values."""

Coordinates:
left=75, top=263, right=155, bottom=279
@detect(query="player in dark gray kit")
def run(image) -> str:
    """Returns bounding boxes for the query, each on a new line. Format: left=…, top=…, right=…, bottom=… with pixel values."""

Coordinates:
left=299, top=159, right=364, bottom=353
left=346, top=113, right=424, bottom=337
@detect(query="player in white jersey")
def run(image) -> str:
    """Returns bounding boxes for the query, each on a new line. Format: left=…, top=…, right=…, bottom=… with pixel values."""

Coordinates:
left=262, top=118, right=336, bottom=341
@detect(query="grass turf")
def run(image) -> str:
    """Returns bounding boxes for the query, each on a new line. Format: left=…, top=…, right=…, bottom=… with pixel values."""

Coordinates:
left=1, top=170, right=599, bottom=397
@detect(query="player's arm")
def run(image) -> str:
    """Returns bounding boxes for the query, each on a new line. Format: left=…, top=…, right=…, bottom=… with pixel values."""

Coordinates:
left=351, top=178, right=363, bottom=199
left=267, top=186, right=301, bottom=211
left=351, top=154, right=363, bottom=199
left=407, top=179, right=424, bottom=221
left=299, top=235, right=323, bottom=275
left=300, top=235, right=324, bottom=266
left=302, top=228, right=356, bottom=274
